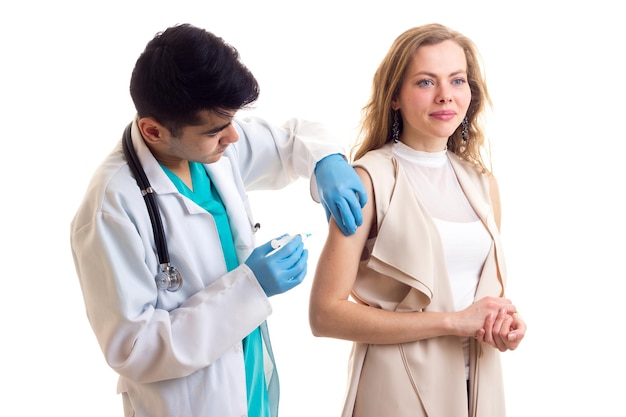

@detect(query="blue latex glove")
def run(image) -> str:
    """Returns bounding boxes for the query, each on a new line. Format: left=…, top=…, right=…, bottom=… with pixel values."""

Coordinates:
left=315, top=153, right=367, bottom=236
left=244, top=235, right=308, bottom=297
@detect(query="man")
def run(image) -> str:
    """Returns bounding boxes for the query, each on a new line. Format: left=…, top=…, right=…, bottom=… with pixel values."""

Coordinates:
left=70, top=23, right=366, bottom=417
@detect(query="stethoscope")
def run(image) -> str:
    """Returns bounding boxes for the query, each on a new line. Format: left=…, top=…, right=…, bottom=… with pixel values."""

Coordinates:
left=122, top=123, right=183, bottom=292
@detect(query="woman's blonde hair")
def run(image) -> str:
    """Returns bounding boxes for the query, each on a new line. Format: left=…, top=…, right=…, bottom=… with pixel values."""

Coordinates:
left=352, top=23, right=492, bottom=172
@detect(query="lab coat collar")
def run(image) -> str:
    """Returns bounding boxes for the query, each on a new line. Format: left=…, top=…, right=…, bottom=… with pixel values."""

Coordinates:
left=130, top=120, right=179, bottom=195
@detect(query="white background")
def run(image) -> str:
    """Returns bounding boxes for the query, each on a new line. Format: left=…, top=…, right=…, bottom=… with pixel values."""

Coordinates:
left=1, top=1, right=624, bottom=416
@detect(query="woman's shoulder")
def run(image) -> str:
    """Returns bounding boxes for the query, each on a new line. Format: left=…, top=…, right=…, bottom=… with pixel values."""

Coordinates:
left=447, top=151, right=491, bottom=179
left=353, top=143, right=394, bottom=168
left=352, top=144, right=398, bottom=207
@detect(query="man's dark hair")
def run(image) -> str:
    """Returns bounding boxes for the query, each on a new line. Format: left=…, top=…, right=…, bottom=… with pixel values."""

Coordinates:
left=130, top=23, right=260, bottom=135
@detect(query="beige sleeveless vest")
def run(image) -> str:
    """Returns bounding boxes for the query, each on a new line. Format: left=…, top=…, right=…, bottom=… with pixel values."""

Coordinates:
left=342, top=144, right=508, bottom=417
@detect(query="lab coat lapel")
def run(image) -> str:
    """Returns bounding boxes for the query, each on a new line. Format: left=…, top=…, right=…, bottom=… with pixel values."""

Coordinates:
left=203, top=158, right=256, bottom=261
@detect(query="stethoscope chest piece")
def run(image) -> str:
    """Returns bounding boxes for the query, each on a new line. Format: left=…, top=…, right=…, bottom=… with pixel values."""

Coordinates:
left=156, top=264, right=183, bottom=292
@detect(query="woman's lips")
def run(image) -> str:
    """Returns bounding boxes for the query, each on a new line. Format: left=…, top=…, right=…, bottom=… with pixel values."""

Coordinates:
left=430, top=110, right=457, bottom=121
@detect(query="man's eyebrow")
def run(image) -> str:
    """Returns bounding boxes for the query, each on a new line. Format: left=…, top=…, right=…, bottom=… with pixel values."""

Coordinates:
left=205, top=121, right=232, bottom=135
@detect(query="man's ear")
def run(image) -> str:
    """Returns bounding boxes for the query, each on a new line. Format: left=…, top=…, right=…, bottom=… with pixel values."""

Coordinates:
left=137, top=117, right=166, bottom=144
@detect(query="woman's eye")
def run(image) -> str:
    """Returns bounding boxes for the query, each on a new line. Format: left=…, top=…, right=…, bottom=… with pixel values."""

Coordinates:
left=452, top=78, right=466, bottom=86
left=417, top=79, right=434, bottom=87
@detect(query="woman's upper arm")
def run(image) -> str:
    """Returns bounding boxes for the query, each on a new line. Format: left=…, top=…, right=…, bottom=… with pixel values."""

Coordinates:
left=310, top=167, right=375, bottom=304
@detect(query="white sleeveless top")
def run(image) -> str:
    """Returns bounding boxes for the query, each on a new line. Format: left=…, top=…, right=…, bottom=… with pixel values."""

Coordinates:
left=392, top=142, right=491, bottom=378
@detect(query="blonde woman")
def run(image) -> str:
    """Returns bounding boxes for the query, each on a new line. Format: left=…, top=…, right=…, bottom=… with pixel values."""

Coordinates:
left=309, top=23, right=526, bottom=417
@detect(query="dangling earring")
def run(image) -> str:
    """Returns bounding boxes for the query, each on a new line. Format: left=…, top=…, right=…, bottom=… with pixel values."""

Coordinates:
left=392, top=110, right=400, bottom=143
left=461, top=116, right=469, bottom=142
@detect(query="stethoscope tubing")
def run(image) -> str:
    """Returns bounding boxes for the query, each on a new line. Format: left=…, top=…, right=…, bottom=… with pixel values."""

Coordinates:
left=122, top=123, right=171, bottom=266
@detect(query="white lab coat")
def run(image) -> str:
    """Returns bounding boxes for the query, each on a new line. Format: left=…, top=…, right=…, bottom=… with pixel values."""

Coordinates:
left=70, top=116, right=343, bottom=417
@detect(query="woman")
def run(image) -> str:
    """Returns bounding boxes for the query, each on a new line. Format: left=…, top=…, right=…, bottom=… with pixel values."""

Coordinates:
left=309, top=23, right=526, bottom=417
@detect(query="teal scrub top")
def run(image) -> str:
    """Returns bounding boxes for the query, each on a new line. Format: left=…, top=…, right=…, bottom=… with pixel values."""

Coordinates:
left=162, top=161, right=270, bottom=417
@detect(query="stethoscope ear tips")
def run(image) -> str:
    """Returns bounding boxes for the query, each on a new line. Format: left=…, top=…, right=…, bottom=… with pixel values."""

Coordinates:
left=155, top=265, right=183, bottom=292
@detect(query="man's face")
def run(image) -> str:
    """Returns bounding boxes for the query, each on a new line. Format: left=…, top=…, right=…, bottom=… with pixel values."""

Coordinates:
left=165, top=110, right=239, bottom=165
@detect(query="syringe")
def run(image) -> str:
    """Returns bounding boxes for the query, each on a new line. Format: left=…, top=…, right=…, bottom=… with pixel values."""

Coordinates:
left=266, top=233, right=311, bottom=257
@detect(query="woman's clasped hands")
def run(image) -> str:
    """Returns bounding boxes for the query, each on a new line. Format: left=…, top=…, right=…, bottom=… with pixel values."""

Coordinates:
left=461, top=296, right=527, bottom=352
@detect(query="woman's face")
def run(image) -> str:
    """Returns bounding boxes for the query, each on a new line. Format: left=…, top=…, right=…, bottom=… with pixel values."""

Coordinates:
left=392, top=39, right=471, bottom=151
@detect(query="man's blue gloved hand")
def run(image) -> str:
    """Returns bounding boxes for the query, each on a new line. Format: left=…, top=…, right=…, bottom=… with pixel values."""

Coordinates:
left=315, top=153, right=367, bottom=236
left=244, top=235, right=308, bottom=297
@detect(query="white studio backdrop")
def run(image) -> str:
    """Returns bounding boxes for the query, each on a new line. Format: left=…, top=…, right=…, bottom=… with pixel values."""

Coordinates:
left=1, top=1, right=624, bottom=416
